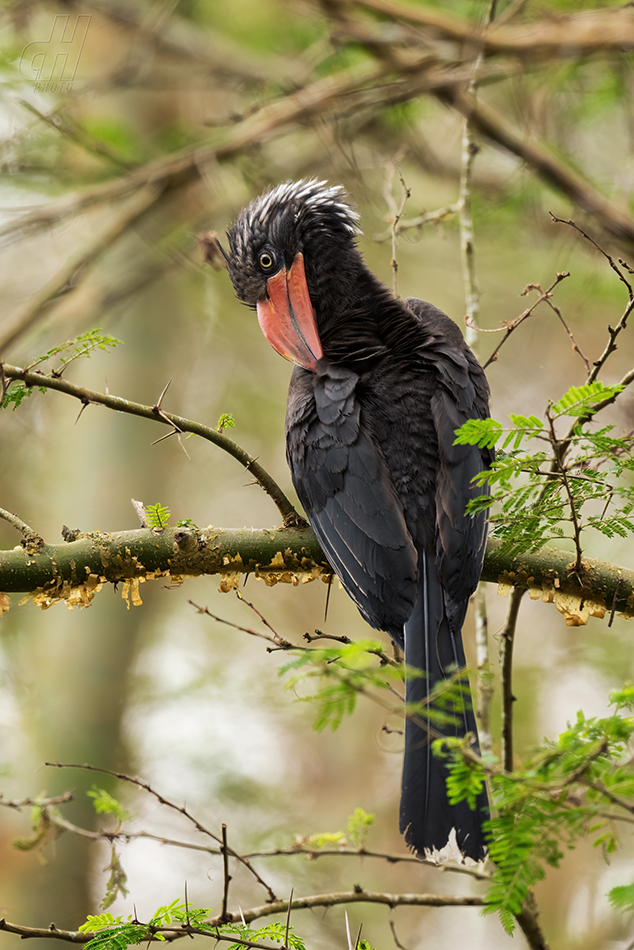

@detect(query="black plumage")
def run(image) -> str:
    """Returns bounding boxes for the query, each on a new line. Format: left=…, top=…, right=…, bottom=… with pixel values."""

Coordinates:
left=226, top=179, right=492, bottom=862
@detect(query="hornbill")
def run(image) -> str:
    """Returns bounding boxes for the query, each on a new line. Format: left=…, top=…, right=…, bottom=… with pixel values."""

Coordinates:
left=225, top=179, right=492, bottom=862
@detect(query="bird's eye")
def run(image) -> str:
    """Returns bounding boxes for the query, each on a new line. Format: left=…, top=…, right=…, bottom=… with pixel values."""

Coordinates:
left=258, top=250, right=276, bottom=271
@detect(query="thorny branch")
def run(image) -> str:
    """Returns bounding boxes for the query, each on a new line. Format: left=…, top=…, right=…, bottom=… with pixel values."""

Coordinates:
left=0, top=363, right=301, bottom=526
left=381, top=156, right=410, bottom=296
left=24, top=807, right=490, bottom=882
left=220, top=824, right=231, bottom=923
left=44, top=763, right=278, bottom=903
left=480, top=272, right=570, bottom=370
left=0, top=887, right=486, bottom=945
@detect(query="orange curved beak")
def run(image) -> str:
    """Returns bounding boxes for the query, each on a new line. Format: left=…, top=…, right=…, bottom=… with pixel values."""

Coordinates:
left=256, top=252, right=323, bottom=371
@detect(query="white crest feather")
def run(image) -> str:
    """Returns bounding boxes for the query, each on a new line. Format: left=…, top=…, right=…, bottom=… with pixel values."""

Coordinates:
left=245, top=178, right=361, bottom=236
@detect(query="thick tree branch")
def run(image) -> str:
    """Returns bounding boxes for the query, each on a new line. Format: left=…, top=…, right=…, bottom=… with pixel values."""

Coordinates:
left=0, top=522, right=632, bottom=627
left=439, top=86, right=634, bottom=250
left=0, top=526, right=329, bottom=602
left=353, top=0, right=634, bottom=59
left=0, top=56, right=457, bottom=247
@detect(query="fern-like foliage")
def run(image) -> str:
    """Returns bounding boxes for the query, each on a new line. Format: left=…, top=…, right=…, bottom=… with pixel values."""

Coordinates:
left=79, top=904, right=307, bottom=950
left=455, top=381, right=634, bottom=556
left=280, top=640, right=400, bottom=731
left=2, top=329, right=122, bottom=411
left=28, top=328, right=123, bottom=373
left=442, top=688, right=634, bottom=935
left=280, top=643, right=479, bottom=751
left=346, top=807, right=375, bottom=848
left=87, top=786, right=134, bottom=825
left=144, top=503, right=171, bottom=529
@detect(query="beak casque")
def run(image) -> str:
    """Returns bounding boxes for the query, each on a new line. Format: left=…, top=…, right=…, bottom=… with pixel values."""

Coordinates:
left=256, top=252, right=323, bottom=371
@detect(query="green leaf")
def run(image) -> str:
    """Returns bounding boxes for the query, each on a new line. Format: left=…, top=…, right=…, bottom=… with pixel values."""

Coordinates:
left=453, top=417, right=503, bottom=448
left=144, top=503, right=171, bottom=529
left=280, top=640, right=399, bottom=732
left=610, top=685, right=634, bottom=712
left=550, top=382, right=624, bottom=418
left=87, top=786, right=134, bottom=824
left=609, top=884, right=634, bottom=911
left=1, top=383, right=48, bottom=411
left=101, top=849, right=129, bottom=910
left=305, top=830, right=346, bottom=848
left=216, top=412, right=235, bottom=432
left=346, top=807, right=375, bottom=848
left=79, top=913, right=125, bottom=933
left=29, top=328, right=123, bottom=373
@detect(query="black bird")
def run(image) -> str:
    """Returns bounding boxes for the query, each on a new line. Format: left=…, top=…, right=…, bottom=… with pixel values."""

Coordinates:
left=225, top=179, right=492, bottom=862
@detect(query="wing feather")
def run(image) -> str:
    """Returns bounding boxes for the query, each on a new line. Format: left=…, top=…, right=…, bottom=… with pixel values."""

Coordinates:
left=286, top=362, right=418, bottom=640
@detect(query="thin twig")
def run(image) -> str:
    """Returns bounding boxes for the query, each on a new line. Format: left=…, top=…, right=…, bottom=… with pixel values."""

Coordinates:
left=0, top=889, right=486, bottom=944
left=303, top=630, right=352, bottom=644
left=44, top=762, right=278, bottom=902
left=373, top=204, right=458, bottom=243
left=0, top=792, right=73, bottom=809
left=189, top=602, right=294, bottom=650
left=550, top=213, right=634, bottom=297
left=382, top=156, right=410, bottom=296
left=284, top=889, right=293, bottom=950
left=481, top=273, right=570, bottom=369
left=388, top=916, right=409, bottom=950
left=235, top=591, right=289, bottom=643
left=0, top=507, right=39, bottom=540
left=39, top=806, right=492, bottom=879
left=542, top=295, right=591, bottom=373
left=18, top=100, right=136, bottom=171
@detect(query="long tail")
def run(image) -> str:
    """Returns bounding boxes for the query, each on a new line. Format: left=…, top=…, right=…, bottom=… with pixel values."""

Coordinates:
left=399, top=551, right=489, bottom=862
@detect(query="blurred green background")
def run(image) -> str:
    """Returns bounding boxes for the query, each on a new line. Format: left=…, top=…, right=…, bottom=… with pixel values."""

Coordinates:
left=1, top=1, right=634, bottom=947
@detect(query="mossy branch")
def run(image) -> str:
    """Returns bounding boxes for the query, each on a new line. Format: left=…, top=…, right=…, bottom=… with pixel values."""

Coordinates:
left=0, top=526, right=632, bottom=625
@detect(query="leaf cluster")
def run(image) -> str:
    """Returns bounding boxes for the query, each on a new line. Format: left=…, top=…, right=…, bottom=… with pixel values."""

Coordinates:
left=1, top=329, right=122, bottom=411
left=281, top=642, right=477, bottom=741
left=143, top=503, right=172, bottom=530
left=442, top=688, right=634, bottom=934
left=304, top=807, right=375, bottom=850
left=79, top=903, right=308, bottom=950
left=455, top=382, right=634, bottom=556
left=26, top=329, right=123, bottom=374
left=87, top=786, right=134, bottom=825
left=280, top=640, right=400, bottom=731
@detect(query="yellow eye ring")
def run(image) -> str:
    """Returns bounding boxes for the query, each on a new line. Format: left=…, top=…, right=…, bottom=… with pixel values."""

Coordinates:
left=259, top=251, right=274, bottom=270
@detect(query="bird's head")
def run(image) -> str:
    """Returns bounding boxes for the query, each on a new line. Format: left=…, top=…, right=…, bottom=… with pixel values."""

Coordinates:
left=225, top=179, right=361, bottom=371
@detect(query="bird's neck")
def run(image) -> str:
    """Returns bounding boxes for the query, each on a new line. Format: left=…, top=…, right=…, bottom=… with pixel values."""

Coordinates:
left=308, top=254, right=411, bottom=369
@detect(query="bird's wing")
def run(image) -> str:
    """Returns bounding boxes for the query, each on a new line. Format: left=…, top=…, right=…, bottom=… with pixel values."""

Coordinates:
left=404, top=296, right=492, bottom=625
left=286, top=361, right=418, bottom=642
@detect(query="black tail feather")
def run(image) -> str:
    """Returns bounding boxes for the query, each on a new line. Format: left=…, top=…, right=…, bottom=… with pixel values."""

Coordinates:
left=399, top=551, right=489, bottom=862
